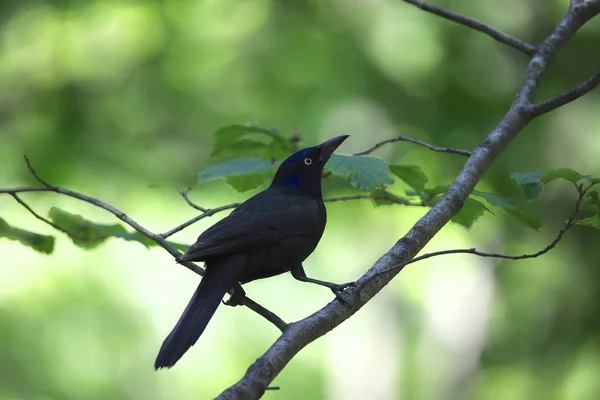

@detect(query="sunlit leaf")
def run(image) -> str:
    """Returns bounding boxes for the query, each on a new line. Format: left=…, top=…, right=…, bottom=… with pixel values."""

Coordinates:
left=541, top=168, right=582, bottom=184
left=511, top=172, right=542, bottom=203
left=0, top=217, right=55, bottom=254
left=198, top=158, right=274, bottom=186
left=326, top=154, right=394, bottom=192
left=390, top=164, right=428, bottom=193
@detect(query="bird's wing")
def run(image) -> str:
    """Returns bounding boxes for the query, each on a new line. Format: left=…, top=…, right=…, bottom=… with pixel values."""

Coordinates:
left=180, top=190, right=322, bottom=261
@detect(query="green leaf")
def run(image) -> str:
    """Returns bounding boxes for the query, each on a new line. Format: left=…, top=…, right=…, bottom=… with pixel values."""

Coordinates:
left=502, top=208, right=542, bottom=230
left=225, top=174, right=266, bottom=192
left=452, top=198, right=491, bottom=229
left=48, top=208, right=189, bottom=251
left=390, top=164, right=428, bottom=192
left=511, top=172, right=542, bottom=203
left=471, top=190, right=517, bottom=209
left=0, top=217, right=55, bottom=254
left=326, top=154, right=394, bottom=192
left=576, top=215, right=600, bottom=230
left=541, top=168, right=582, bottom=184
left=49, top=208, right=127, bottom=249
left=198, top=158, right=274, bottom=186
left=112, top=231, right=189, bottom=252
left=210, top=125, right=288, bottom=159
left=472, top=190, right=542, bottom=230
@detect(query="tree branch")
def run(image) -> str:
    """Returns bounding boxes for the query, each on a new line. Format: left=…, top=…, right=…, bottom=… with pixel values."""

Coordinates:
left=9, top=193, right=71, bottom=235
left=354, top=135, right=472, bottom=157
left=570, top=0, right=584, bottom=11
left=178, top=188, right=207, bottom=212
left=528, top=70, right=600, bottom=117
left=402, top=0, right=536, bottom=56
left=11, top=157, right=286, bottom=332
left=217, top=4, right=600, bottom=399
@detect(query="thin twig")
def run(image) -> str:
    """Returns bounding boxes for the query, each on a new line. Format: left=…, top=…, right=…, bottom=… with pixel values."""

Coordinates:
left=354, top=135, right=472, bottom=157
left=25, top=157, right=56, bottom=189
left=365, top=185, right=589, bottom=285
left=240, top=297, right=288, bottom=332
left=0, top=186, right=50, bottom=194
left=529, top=70, right=600, bottom=117
left=402, top=0, right=536, bottom=56
left=325, top=194, right=424, bottom=207
left=164, top=192, right=424, bottom=242
left=9, top=193, right=70, bottom=235
left=160, top=203, right=240, bottom=239
left=178, top=188, right=207, bottom=212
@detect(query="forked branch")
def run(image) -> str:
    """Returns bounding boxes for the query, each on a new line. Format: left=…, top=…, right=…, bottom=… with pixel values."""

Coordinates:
left=217, top=2, right=600, bottom=399
left=365, top=184, right=591, bottom=285
left=402, top=0, right=536, bottom=55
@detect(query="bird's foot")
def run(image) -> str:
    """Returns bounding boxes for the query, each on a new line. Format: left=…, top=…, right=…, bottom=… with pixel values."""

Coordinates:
left=222, top=285, right=246, bottom=307
left=330, top=281, right=356, bottom=306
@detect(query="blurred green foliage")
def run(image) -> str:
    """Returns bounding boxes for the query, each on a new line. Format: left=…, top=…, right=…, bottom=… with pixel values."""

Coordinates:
left=1, top=0, right=600, bottom=399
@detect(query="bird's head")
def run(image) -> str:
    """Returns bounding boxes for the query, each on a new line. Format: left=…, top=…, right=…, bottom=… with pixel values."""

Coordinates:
left=271, top=135, right=349, bottom=197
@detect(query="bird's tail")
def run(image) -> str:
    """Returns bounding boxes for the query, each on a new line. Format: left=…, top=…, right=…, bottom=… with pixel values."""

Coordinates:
left=154, top=256, right=243, bottom=369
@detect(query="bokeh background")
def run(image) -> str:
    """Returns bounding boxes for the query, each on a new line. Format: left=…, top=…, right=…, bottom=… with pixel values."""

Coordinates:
left=1, top=0, right=599, bottom=399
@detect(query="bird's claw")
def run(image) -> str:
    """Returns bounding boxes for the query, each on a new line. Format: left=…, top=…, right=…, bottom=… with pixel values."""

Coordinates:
left=330, top=281, right=356, bottom=306
left=222, top=298, right=241, bottom=307
left=222, top=285, right=246, bottom=307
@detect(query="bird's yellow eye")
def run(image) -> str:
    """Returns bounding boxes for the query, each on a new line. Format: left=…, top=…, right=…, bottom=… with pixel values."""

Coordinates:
left=304, top=157, right=313, bottom=166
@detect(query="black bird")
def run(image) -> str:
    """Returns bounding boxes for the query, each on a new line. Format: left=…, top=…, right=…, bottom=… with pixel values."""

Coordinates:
left=155, top=135, right=353, bottom=369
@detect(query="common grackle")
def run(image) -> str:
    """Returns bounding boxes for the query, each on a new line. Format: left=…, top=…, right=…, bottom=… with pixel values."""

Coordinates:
left=155, top=135, right=353, bottom=369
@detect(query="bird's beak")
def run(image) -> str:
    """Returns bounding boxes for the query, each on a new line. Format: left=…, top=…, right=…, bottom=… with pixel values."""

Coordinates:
left=318, top=135, right=349, bottom=163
